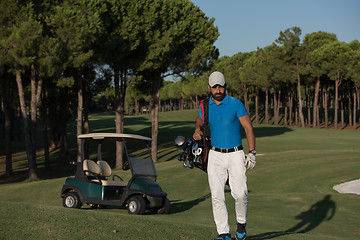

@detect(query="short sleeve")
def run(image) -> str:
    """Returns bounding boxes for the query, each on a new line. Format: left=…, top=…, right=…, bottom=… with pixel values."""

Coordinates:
left=235, top=99, right=248, bottom=118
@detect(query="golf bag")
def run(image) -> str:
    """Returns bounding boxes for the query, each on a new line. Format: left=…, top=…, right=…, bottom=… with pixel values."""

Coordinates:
left=176, top=136, right=210, bottom=173
left=176, top=98, right=211, bottom=173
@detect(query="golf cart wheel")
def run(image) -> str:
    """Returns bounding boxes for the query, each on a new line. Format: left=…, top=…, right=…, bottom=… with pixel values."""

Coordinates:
left=127, top=195, right=146, bottom=215
left=63, top=192, right=82, bottom=209
left=157, top=197, right=170, bottom=214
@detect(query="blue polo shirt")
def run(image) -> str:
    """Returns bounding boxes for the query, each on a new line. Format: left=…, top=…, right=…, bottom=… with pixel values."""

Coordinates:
left=199, top=95, right=248, bottom=149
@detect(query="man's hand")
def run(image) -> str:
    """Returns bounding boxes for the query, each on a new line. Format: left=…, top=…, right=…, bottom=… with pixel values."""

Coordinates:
left=193, top=129, right=203, bottom=140
left=245, top=153, right=256, bottom=170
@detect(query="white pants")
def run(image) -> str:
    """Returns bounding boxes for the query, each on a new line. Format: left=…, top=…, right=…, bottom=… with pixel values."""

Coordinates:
left=207, top=149, right=248, bottom=235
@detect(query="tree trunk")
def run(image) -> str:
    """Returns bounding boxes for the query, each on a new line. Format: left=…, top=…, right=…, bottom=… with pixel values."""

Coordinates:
left=324, top=89, right=328, bottom=127
left=15, top=69, right=38, bottom=179
left=243, top=84, right=249, bottom=112
left=308, top=90, right=311, bottom=126
left=76, top=68, right=83, bottom=163
left=170, top=98, right=173, bottom=111
left=39, top=68, right=50, bottom=170
left=255, top=86, right=259, bottom=124
left=195, top=95, right=199, bottom=109
left=29, top=63, right=43, bottom=177
left=273, top=90, right=278, bottom=125
left=348, top=92, right=352, bottom=127
left=297, top=72, right=305, bottom=127
left=3, top=80, right=13, bottom=175
left=265, top=87, right=269, bottom=125
left=192, top=96, right=196, bottom=109
left=60, top=124, right=68, bottom=155
left=340, top=101, right=344, bottom=128
left=83, top=67, right=90, bottom=159
left=289, top=91, right=293, bottom=126
left=150, top=73, right=161, bottom=163
left=180, top=97, right=184, bottom=110
left=30, top=64, right=37, bottom=164
left=40, top=87, right=51, bottom=170
left=316, top=105, right=320, bottom=128
left=4, top=105, right=13, bottom=175
left=277, top=89, right=281, bottom=124
left=358, top=87, right=360, bottom=125
left=334, top=77, right=340, bottom=129
left=354, top=89, right=357, bottom=129
left=114, top=67, right=125, bottom=169
left=285, top=89, right=290, bottom=126
left=135, top=99, right=139, bottom=115
left=357, top=87, right=360, bottom=110
left=284, top=91, right=288, bottom=127
left=30, top=64, right=42, bottom=163
left=313, top=77, right=320, bottom=128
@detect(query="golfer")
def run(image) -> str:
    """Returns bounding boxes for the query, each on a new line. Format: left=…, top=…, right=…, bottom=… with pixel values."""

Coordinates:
left=193, top=71, right=256, bottom=240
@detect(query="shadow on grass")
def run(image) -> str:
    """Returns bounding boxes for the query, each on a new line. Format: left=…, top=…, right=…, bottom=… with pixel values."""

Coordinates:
left=169, top=193, right=211, bottom=214
left=0, top=162, right=76, bottom=184
left=247, top=195, right=336, bottom=239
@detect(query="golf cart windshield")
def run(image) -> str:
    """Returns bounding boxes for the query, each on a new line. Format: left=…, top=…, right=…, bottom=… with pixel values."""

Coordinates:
left=129, top=157, right=157, bottom=177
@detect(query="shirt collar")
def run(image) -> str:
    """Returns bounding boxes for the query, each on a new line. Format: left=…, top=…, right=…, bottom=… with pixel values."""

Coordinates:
left=209, top=94, right=229, bottom=105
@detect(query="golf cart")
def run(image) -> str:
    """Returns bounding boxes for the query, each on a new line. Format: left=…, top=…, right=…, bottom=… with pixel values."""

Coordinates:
left=61, top=133, right=170, bottom=215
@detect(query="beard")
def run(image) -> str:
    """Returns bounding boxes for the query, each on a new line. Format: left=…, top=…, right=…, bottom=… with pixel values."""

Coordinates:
left=212, top=92, right=226, bottom=101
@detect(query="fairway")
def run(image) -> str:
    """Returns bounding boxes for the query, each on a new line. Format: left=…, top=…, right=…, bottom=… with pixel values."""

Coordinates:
left=1, top=110, right=360, bottom=240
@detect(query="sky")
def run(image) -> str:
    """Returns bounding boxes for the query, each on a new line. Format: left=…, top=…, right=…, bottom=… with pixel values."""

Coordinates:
left=191, top=0, right=360, bottom=57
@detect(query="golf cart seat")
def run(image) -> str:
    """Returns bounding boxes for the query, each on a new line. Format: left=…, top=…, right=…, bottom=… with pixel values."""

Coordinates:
left=83, top=160, right=127, bottom=187
left=83, top=159, right=101, bottom=179
left=97, top=160, right=128, bottom=187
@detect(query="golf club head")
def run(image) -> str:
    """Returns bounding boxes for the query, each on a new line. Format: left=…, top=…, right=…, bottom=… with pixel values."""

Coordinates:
left=184, top=138, right=194, bottom=148
left=188, top=160, right=194, bottom=169
left=175, top=136, right=186, bottom=147
left=177, top=152, right=185, bottom=161
left=183, top=159, right=189, bottom=167
left=192, top=142, right=199, bottom=155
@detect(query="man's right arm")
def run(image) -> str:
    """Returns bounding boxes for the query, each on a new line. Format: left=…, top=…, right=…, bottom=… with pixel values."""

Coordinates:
left=193, top=116, right=204, bottom=140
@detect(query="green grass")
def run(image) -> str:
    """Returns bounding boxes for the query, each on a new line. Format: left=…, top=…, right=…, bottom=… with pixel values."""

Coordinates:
left=1, top=109, right=360, bottom=239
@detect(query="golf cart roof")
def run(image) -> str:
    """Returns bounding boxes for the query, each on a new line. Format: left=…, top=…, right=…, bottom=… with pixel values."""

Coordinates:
left=77, top=133, right=152, bottom=142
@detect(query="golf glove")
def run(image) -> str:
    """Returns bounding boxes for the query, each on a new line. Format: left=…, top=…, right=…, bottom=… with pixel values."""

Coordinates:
left=245, top=153, right=256, bottom=170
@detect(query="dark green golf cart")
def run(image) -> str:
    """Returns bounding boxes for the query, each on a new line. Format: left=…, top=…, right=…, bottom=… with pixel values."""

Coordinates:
left=61, top=133, right=170, bottom=215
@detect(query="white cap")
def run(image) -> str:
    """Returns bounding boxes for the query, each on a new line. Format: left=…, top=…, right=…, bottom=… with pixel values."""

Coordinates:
left=209, top=71, right=226, bottom=87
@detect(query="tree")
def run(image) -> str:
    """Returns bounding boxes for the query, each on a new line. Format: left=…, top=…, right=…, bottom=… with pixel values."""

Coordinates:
left=1, top=1, right=43, bottom=179
left=135, top=0, right=219, bottom=162
left=0, top=66, right=17, bottom=175
left=96, top=0, right=147, bottom=168
left=240, top=52, right=259, bottom=119
left=303, top=31, right=337, bottom=127
left=167, top=80, right=184, bottom=110
left=276, top=27, right=305, bottom=127
left=48, top=0, right=103, bottom=161
left=312, top=41, right=353, bottom=129
left=348, top=40, right=360, bottom=129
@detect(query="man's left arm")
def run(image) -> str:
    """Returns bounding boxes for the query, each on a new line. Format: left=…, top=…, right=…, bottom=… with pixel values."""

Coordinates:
left=239, top=114, right=256, bottom=170
left=239, top=114, right=255, bottom=151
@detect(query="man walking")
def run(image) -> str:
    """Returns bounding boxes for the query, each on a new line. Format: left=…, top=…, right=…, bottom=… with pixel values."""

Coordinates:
left=193, top=71, right=256, bottom=240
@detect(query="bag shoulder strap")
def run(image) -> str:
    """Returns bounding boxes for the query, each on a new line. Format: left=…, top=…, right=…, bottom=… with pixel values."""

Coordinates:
left=200, top=98, right=209, bottom=136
